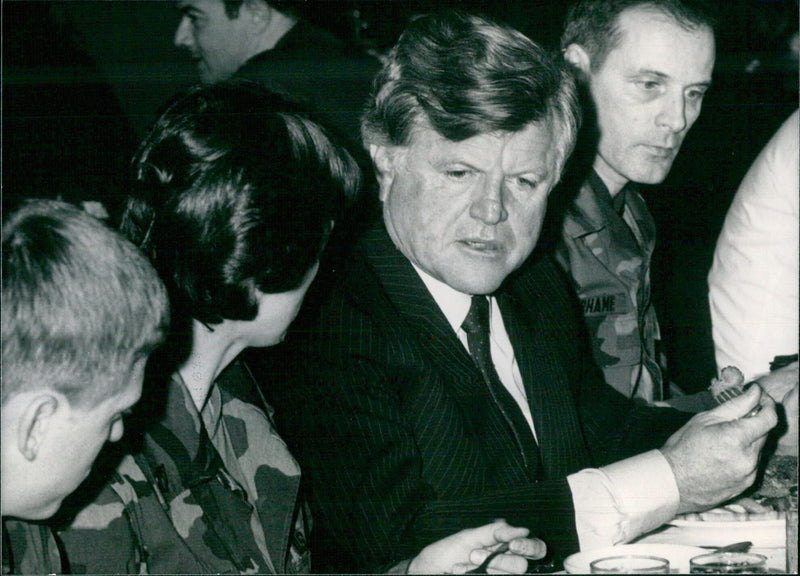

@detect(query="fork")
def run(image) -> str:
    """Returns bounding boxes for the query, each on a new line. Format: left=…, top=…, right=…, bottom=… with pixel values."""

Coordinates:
left=700, top=541, right=752, bottom=553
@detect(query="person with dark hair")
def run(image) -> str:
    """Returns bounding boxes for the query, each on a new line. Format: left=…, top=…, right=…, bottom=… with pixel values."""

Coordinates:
left=265, top=10, right=780, bottom=572
left=19, top=81, right=546, bottom=575
left=553, top=0, right=717, bottom=403
left=173, top=0, right=379, bottom=141
left=2, top=199, right=169, bottom=573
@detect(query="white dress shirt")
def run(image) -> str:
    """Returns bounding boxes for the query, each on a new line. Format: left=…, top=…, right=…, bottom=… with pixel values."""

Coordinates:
left=416, top=266, right=536, bottom=438
left=708, top=110, right=799, bottom=381
left=413, top=264, right=680, bottom=550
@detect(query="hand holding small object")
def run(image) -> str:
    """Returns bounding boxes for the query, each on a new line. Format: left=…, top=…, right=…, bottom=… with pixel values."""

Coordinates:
left=661, top=384, right=777, bottom=515
left=407, top=519, right=547, bottom=574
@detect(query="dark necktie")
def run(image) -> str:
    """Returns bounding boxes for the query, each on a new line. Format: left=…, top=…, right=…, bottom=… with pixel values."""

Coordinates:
left=461, top=296, right=500, bottom=388
left=461, top=295, right=541, bottom=475
left=612, top=185, right=627, bottom=216
left=613, top=183, right=641, bottom=248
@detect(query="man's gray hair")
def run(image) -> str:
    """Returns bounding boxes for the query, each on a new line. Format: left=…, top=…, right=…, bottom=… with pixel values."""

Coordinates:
left=361, top=10, right=581, bottom=179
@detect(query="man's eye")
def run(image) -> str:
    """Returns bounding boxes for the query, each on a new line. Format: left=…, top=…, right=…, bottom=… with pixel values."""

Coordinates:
left=445, top=169, right=472, bottom=180
left=518, top=177, right=537, bottom=189
left=687, top=88, right=707, bottom=102
left=637, top=80, right=661, bottom=91
left=180, top=9, right=200, bottom=24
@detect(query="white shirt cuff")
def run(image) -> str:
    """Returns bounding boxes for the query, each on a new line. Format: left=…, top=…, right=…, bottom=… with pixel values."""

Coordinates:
left=567, top=450, right=680, bottom=551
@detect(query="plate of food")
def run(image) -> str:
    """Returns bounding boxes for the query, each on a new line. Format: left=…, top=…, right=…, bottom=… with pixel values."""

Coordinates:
left=667, top=516, right=785, bottom=548
left=669, top=502, right=785, bottom=547
left=668, top=468, right=795, bottom=546
left=563, top=543, right=707, bottom=574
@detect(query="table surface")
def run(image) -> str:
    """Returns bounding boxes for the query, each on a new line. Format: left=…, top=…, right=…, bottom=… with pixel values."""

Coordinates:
left=635, top=522, right=788, bottom=573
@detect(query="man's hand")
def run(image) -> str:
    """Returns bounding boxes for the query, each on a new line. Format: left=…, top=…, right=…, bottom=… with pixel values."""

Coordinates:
left=754, top=361, right=797, bottom=456
left=660, top=384, right=778, bottom=515
left=407, top=520, right=547, bottom=574
left=758, top=361, right=798, bottom=404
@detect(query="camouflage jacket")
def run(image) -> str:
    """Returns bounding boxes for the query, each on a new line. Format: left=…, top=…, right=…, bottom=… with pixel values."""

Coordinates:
left=555, top=171, right=663, bottom=401
left=7, top=360, right=310, bottom=574
left=2, top=520, right=62, bottom=574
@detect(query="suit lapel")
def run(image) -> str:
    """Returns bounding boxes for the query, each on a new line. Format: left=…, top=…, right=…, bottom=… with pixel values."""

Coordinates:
left=359, top=226, right=538, bottom=470
left=357, top=225, right=478, bottom=388
left=500, top=264, right=591, bottom=478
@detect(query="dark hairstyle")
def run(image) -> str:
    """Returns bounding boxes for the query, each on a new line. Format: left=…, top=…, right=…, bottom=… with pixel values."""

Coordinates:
left=361, top=10, right=581, bottom=177
left=2, top=200, right=169, bottom=408
left=121, top=80, right=361, bottom=326
left=561, top=0, right=718, bottom=71
left=221, top=0, right=298, bottom=19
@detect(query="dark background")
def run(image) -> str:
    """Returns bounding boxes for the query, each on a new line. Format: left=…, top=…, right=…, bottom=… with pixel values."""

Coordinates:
left=3, top=0, right=798, bottom=393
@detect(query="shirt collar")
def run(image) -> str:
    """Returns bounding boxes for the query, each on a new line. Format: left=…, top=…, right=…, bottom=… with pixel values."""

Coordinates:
left=588, top=170, right=618, bottom=209
left=411, top=263, right=473, bottom=334
left=589, top=170, right=638, bottom=214
left=565, top=170, right=639, bottom=238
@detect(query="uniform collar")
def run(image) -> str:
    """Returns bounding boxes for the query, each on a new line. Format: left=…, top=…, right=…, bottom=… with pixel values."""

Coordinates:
left=564, top=170, right=638, bottom=238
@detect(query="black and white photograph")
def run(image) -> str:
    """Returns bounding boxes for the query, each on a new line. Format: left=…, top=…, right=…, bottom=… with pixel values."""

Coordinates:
left=2, top=1, right=798, bottom=573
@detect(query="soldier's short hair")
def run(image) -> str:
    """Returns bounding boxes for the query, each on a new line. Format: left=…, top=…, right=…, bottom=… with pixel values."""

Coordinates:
left=2, top=200, right=169, bottom=408
left=561, top=0, right=718, bottom=72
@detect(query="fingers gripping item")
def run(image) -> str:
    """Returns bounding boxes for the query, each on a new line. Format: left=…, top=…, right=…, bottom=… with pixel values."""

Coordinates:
left=711, top=366, right=746, bottom=402
left=710, top=366, right=762, bottom=416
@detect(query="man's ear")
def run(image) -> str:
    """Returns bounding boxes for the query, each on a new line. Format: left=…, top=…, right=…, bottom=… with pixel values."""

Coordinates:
left=369, top=144, right=397, bottom=202
left=563, top=43, right=592, bottom=77
left=18, top=394, right=59, bottom=462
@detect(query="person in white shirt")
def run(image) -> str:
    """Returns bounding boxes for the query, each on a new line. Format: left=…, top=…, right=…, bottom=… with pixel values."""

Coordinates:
left=708, top=110, right=799, bottom=382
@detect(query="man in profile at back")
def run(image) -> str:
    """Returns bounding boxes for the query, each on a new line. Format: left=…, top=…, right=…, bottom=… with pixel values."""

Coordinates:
left=173, top=0, right=378, bottom=140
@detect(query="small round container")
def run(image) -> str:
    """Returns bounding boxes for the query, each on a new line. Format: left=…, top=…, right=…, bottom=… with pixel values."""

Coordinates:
left=689, top=551, right=768, bottom=573
left=589, top=554, right=670, bottom=573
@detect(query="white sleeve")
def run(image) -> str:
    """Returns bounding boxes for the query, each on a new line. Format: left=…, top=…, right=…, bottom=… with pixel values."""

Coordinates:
left=708, top=110, right=799, bottom=381
left=566, top=450, right=680, bottom=551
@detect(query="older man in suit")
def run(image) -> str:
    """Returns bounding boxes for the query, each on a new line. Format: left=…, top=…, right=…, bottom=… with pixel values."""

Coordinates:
left=267, top=10, right=778, bottom=573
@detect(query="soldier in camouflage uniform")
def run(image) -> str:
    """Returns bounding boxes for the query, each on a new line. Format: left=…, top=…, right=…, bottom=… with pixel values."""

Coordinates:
left=2, top=200, right=169, bottom=575
left=555, top=0, right=718, bottom=401
left=4, top=82, right=348, bottom=575
left=555, top=173, right=662, bottom=400
left=6, top=360, right=310, bottom=574
left=57, top=361, right=310, bottom=574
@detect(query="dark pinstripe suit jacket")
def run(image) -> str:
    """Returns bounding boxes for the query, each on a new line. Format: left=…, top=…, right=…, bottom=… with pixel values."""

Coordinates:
left=270, top=222, right=690, bottom=573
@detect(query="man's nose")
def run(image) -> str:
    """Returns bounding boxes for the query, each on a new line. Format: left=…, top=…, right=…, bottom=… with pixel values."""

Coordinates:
left=469, top=181, right=508, bottom=225
left=174, top=17, right=192, bottom=48
left=656, top=92, right=688, bottom=133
